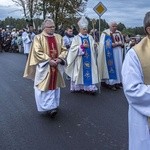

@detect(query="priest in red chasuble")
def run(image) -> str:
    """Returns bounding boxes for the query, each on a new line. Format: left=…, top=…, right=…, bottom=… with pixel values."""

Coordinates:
left=23, top=18, right=67, bottom=118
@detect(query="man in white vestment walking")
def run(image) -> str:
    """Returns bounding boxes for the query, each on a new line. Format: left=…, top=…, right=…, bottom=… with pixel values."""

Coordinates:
left=65, top=16, right=99, bottom=94
left=122, top=11, right=150, bottom=150
left=63, top=26, right=74, bottom=51
left=98, top=21, right=124, bottom=91
left=63, top=26, right=74, bottom=80
left=23, top=18, right=67, bottom=118
left=22, top=25, right=35, bottom=59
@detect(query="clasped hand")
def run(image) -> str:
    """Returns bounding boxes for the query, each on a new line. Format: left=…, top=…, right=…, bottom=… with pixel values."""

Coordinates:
left=112, top=42, right=123, bottom=47
left=49, top=58, right=61, bottom=67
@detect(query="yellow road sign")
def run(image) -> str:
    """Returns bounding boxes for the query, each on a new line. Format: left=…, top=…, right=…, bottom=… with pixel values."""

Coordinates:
left=93, top=2, right=107, bottom=17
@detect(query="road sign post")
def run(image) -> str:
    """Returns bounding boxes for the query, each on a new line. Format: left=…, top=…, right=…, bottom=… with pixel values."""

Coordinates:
left=93, top=2, right=107, bottom=93
left=91, top=19, right=97, bottom=41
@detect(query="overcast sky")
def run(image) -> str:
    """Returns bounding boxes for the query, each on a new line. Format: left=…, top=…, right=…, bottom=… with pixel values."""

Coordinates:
left=0, top=0, right=23, bottom=19
left=0, top=0, right=150, bottom=28
left=86, top=0, right=150, bottom=27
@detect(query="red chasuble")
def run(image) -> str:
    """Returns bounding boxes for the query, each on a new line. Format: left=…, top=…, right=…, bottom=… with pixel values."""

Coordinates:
left=47, top=36, right=58, bottom=90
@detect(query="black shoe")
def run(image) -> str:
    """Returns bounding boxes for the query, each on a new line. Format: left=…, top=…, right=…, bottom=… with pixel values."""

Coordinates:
left=101, top=82, right=109, bottom=88
left=85, top=91, right=96, bottom=95
left=50, top=109, right=58, bottom=118
left=115, top=84, right=123, bottom=89
left=109, top=85, right=117, bottom=91
left=115, top=84, right=121, bottom=89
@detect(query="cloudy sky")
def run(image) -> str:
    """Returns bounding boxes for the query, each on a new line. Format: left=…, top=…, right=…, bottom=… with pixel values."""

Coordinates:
left=0, top=0, right=23, bottom=19
left=0, top=0, right=150, bottom=28
left=86, top=0, right=150, bottom=27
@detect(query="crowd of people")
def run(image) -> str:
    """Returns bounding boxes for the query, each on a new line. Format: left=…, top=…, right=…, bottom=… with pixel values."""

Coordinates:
left=0, top=28, right=22, bottom=53
left=1, top=12, right=150, bottom=150
left=0, top=21, right=141, bottom=56
left=0, top=26, right=35, bottom=53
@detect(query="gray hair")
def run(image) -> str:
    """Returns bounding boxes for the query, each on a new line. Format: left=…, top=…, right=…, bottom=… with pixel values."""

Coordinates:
left=41, top=18, right=54, bottom=30
left=143, top=11, right=150, bottom=34
left=108, top=21, right=117, bottom=27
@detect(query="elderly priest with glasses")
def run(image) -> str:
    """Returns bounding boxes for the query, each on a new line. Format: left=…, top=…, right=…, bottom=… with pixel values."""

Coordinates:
left=23, top=18, right=67, bottom=118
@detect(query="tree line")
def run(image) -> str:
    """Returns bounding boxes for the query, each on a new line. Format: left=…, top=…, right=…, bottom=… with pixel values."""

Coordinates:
left=0, top=16, right=145, bottom=36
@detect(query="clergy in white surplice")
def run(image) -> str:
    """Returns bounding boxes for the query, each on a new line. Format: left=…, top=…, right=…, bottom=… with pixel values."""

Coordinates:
left=22, top=25, right=35, bottom=59
left=98, top=21, right=124, bottom=91
left=122, top=11, right=150, bottom=150
left=65, top=16, right=99, bottom=94
left=23, top=18, right=67, bottom=118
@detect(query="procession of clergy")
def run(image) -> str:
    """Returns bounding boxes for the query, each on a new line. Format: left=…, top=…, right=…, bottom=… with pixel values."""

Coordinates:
left=66, top=16, right=124, bottom=93
left=23, top=10, right=150, bottom=150
left=24, top=15, right=126, bottom=115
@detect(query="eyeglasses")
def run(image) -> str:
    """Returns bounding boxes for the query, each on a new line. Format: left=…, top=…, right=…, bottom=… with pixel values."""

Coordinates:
left=83, top=28, right=88, bottom=30
left=45, top=26, right=55, bottom=29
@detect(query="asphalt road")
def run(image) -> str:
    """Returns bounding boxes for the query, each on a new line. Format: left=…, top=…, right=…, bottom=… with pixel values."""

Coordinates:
left=0, top=52, right=128, bottom=150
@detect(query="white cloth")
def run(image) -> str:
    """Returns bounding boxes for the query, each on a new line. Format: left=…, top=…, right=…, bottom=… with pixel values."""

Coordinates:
left=34, top=60, right=50, bottom=86
left=34, top=61, right=65, bottom=89
left=70, top=81, right=97, bottom=91
left=78, top=16, right=88, bottom=29
left=11, top=31, right=18, bottom=37
left=34, top=86, right=60, bottom=112
left=33, top=60, right=63, bottom=112
left=22, top=31, right=35, bottom=54
left=63, top=35, right=74, bottom=50
left=122, top=49, right=150, bottom=150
